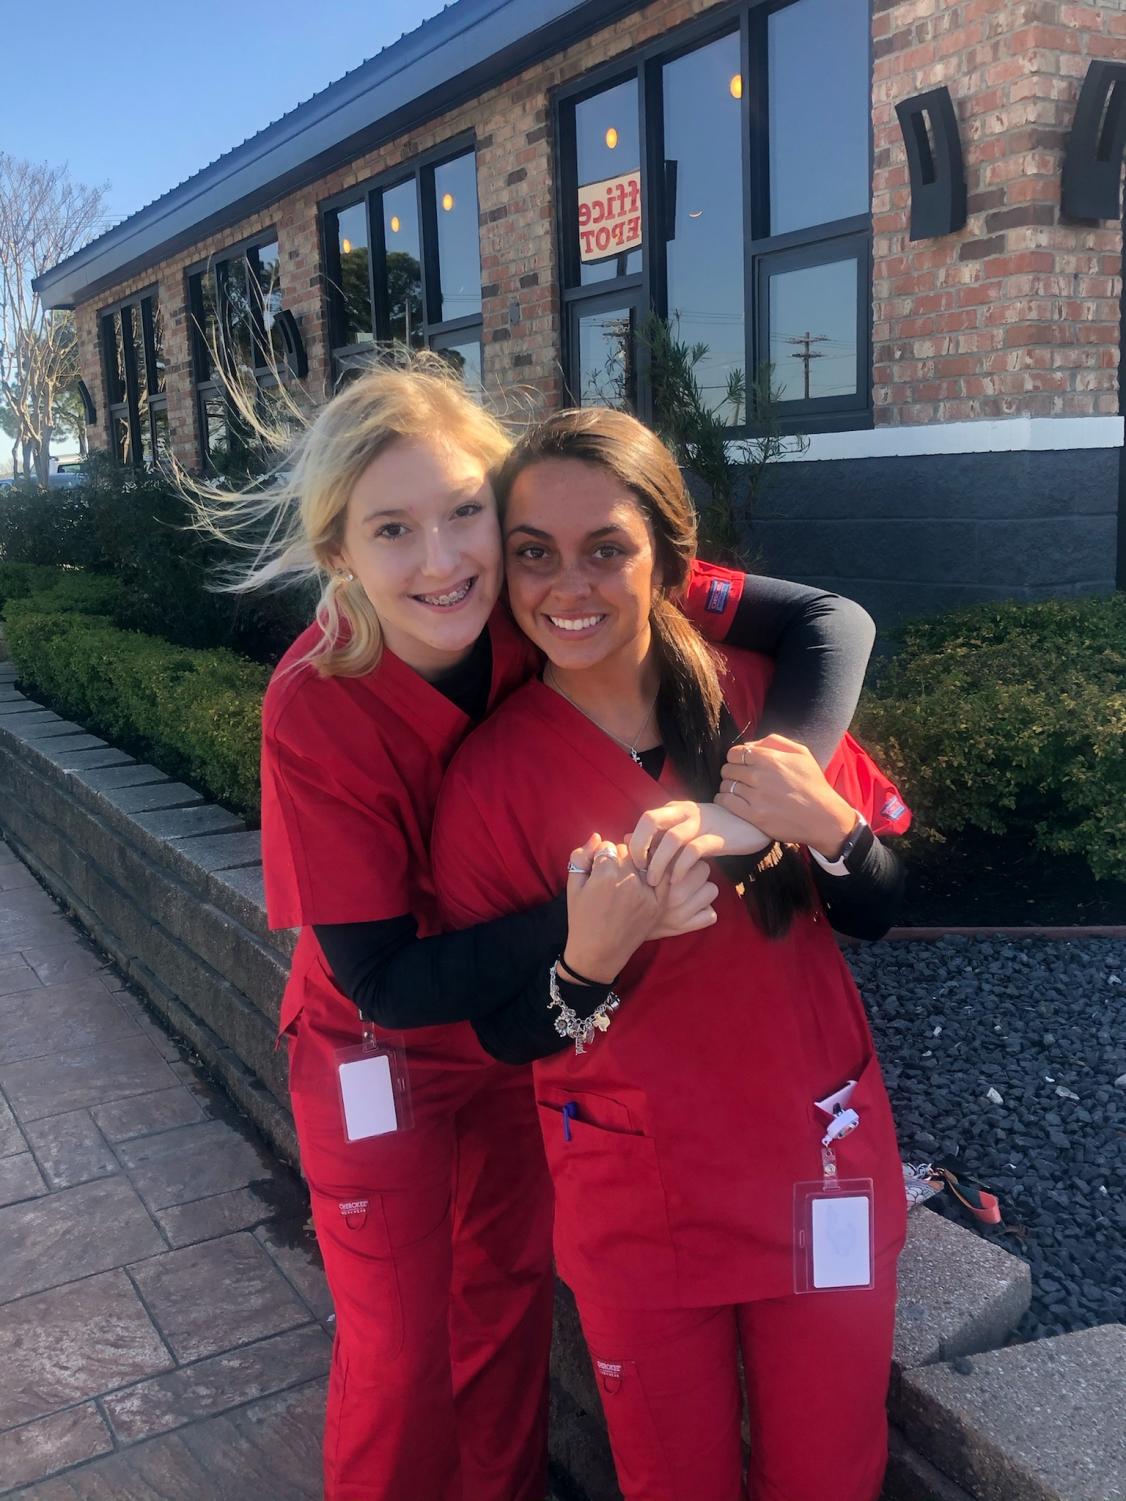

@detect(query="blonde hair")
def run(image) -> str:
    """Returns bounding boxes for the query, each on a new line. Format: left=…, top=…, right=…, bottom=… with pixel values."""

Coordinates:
left=190, top=349, right=513, bottom=677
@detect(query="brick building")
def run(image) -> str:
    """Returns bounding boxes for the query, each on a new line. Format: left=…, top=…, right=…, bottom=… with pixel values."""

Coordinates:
left=35, top=0, right=1126, bottom=623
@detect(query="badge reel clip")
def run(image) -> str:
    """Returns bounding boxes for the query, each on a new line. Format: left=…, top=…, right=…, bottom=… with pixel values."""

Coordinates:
left=793, top=1079, right=875, bottom=1294
left=335, top=1019, right=414, bottom=1143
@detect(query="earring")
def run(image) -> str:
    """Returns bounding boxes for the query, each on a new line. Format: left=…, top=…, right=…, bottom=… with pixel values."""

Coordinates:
left=335, top=569, right=355, bottom=583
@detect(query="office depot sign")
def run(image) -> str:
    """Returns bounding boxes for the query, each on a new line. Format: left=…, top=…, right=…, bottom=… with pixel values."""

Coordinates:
left=577, top=171, right=642, bottom=262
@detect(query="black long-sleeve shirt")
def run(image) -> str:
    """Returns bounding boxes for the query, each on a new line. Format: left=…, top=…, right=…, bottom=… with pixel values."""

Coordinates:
left=314, top=578, right=893, bottom=1045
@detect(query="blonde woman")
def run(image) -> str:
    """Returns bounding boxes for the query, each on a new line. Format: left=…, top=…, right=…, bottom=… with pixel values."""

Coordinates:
left=208, top=354, right=878, bottom=1501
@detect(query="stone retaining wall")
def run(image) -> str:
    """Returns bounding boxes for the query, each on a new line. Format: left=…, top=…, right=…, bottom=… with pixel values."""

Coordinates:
left=5, top=665, right=1115, bottom=1501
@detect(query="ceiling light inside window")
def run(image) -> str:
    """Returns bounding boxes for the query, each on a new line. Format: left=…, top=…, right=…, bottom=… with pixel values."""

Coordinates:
left=442, top=192, right=455, bottom=211
left=730, top=73, right=743, bottom=100
left=605, top=126, right=618, bottom=149
left=390, top=215, right=401, bottom=233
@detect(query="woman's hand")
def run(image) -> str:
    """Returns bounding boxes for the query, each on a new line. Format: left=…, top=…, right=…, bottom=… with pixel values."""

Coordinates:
left=649, top=858, right=719, bottom=939
left=716, top=734, right=856, bottom=855
left=627, top=801, right=771, bottom=886
left=563, top=834, right=664, bottom=983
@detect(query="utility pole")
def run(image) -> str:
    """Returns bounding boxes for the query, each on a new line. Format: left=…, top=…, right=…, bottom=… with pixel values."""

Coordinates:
left=782, top=330, right=829, bottom=400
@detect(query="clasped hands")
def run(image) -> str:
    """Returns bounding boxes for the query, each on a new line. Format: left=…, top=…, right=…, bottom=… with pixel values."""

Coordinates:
left=562, top=736, right=856, bottom=984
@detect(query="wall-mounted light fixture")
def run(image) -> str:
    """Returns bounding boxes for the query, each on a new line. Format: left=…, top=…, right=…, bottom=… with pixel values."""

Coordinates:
left=76, top=379, right=96, bottom=425
left=274, top=310, right=308, bottom=381
left=894, top=87, right=966, bottom=240
left=1061, top=60, right=1126, bottom=220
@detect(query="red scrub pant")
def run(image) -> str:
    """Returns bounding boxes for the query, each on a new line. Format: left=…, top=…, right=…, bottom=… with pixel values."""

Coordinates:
left=289, top=1020, right=555, bottom=1501
left=576, top=1267, right=899, bottom=1501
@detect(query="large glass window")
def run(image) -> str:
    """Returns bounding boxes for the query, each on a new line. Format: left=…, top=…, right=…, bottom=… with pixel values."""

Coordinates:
left=768, top=0, right=870, bottom=236
left=767, top=256, right=860, bottom=402
left=326, top=201, right=373, bottom=348
left=189, top=234, right=283, bottom=471
left=99, top=291, right=167, bottom=468
left=575, top=79, right=642, bottom=286
left=434, top=153, right=482, bottom=323
left=322, top=145, right=483, bottom=388
left=382, top=180, right=424, bottom=348
left=663, top=32, right=746, bottom=422
left=558, top=0, right=871, bottom=430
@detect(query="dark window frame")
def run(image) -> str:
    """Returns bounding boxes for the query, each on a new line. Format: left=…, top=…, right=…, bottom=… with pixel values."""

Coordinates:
left=98, top=285, right=167, bottom=469
left=553, top=0, right=874, bottom=435
left=186, top=228, right=282, bottom=472
left=319, top=133, right=483, bottom=387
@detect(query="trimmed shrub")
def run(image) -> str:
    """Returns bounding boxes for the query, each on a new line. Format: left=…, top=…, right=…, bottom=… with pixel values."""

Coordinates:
left=858, top=595, right=1126, bottom=881
left=0, top=454, right=314, bottom=663
left=2, top=571, right=126, bottom=618
left=4, top=603, right=266, bottom=819
left=0, top=562, right=69, bottom=610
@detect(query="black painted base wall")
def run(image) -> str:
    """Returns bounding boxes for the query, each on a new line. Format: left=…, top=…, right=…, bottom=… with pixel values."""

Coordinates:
left=747, top=446, right=1120, bottom=626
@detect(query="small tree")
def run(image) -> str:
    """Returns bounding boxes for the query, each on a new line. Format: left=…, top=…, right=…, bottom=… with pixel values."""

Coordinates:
left=0, top=156, right=107, bottom=486
left=640, top=313, right=807, bottom=563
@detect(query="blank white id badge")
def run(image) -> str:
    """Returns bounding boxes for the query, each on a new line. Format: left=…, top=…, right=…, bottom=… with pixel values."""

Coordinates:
left=793, top=1178, right=875, bottom=1293
left=334, top=1034, right=413, bottom=1142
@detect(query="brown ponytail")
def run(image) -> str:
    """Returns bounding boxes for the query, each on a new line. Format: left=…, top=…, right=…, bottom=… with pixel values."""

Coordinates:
left=495, top=407, right=814, bottom=937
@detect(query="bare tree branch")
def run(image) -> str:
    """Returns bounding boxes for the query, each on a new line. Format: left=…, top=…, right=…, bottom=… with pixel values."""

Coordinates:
left=0, top=155, right=107, bottom=482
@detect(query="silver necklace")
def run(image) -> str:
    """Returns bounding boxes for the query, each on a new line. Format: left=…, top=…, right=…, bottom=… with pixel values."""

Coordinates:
left=544, top=666, right=659, bottom=765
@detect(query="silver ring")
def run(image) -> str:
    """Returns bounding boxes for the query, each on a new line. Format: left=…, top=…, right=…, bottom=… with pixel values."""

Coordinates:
left=725, top=780, right=737, bottom=797
left=566, top=861, right=591, bottom=875
left=592, top=846, right=617, bottom=864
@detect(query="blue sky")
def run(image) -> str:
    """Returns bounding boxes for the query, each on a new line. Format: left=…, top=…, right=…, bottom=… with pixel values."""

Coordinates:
left=2, top=1, right=447, bottom=230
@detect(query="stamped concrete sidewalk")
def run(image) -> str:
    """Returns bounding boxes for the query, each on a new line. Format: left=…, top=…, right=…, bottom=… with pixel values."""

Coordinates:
left=0, top=837, right=331, bottom=1498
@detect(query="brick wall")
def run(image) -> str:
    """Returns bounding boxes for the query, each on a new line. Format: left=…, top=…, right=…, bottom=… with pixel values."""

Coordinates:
left=872, top=0, right=1125, bottom=427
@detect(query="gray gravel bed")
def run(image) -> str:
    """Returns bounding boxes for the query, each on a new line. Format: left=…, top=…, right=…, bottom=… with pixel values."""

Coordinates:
left=846, top=935, right=1126, bottom=1342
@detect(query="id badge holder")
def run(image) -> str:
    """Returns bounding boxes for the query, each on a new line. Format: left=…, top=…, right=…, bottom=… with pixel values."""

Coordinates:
left=793, top=1087, right=874, bottom=1293
left=334, top=1022, right=414, bottom=1143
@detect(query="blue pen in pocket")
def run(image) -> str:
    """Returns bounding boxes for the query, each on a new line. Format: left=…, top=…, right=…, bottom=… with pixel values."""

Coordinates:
left=562, top=1101, right=578, bottom=1142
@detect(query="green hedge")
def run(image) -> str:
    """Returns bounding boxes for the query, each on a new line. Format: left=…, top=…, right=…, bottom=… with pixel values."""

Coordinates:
left=4, top=598, right=266, bottom=820
left=0, top=562, right=70, bottom=611
left=858, top=595, right=1126, bottom=881
left=0, top=453, right=314, bottom=663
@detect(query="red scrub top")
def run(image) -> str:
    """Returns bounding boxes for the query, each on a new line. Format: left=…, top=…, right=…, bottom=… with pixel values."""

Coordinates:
left=432, top=649, right=909, bottom=1310
left=260, top=560, right=746, bottom=1049
left=261, top=605, right=537, bottom=1047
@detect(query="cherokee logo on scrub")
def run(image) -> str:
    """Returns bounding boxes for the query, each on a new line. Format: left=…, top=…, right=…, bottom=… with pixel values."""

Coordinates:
left=705, top=579, right=732, bottom=614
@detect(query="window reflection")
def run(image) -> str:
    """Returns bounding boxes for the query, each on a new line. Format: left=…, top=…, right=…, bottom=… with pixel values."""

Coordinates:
left=150, top=301, right=167, bottom=394
left=152, top=408, right=170, bottom=467
left=663, top=32, right=745, bottom=423
left=768, top=259, right=858, bottom=402
left=114, top=415, right=131, bottom=465
left=769, top=0, right=869, bottom=234
left=332, top=202, right=373, bottom=346
left=104, top=314, right=126, bottom=405
left=204, top=397, right=229, bottom=465
left=576, top=306, right=635, bottom=408
left=434, top=154, right=482, bottom=323
left=219, top=258, right=256, bottom=376
left=575, top=79, right=641, bottom=285
left=193, top=272, right=219, bottom=377
left=382, top=180, right=424, bottom=347
left=437, top=339, right=482, bottom=391
left=250, top=240, right=282, bottom=368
